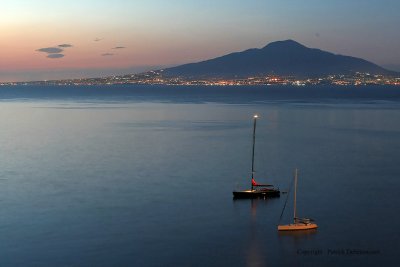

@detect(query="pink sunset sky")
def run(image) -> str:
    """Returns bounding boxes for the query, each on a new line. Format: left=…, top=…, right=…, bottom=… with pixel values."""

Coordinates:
left=1, top=0, right=400, bottom=82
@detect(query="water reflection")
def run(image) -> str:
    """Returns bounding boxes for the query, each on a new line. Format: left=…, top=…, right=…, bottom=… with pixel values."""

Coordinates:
left=232, top=198, right=278, bottom=216
left=278, top=229, right=317, bottom=238
left=276, top=226, right=318, bottom=265
left=247, top=199, right=267, bottom=267
left=233, top=199, right=279, bottom=267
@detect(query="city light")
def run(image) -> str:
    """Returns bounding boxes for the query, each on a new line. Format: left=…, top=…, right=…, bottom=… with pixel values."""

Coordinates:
left=1, top=71, right=399, bottom=86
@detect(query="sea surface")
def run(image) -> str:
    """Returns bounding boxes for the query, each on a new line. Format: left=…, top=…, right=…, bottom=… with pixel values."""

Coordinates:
left=0, top=85, right=399, bottom=267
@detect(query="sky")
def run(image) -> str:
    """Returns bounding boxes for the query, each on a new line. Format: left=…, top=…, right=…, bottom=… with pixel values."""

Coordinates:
left=1, top=0, right=400, bottom=82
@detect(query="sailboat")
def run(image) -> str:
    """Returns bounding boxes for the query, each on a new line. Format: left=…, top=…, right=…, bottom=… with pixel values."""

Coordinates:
left=278, top=169, right=317, bottom=231
left=232, top=115, right=280, bottom=199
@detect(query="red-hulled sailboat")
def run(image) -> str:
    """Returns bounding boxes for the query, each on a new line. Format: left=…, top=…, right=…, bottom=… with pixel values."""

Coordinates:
left=233, top=115, right=280, bottom=199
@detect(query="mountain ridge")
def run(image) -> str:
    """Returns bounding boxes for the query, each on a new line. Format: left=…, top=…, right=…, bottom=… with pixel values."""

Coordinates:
left=162, top=40, right=397, bottom=78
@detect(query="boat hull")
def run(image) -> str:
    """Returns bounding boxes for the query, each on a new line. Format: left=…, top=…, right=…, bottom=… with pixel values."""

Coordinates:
left=233, top=189, right=280, bottom=199
left=278, top=223, right=318, bottom=231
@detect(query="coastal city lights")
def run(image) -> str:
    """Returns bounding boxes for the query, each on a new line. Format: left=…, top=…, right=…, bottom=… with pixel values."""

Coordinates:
left=1, top=71, right=399, bottom=87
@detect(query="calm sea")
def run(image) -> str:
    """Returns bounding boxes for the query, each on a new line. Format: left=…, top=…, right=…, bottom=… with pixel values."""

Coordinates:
left=0, top=85, right=399, bottom=267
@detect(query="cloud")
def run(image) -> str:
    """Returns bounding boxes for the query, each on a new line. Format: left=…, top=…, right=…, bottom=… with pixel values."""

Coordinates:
left=58, top=44, right=73, bottom=48
left=47, top=54, right=64, bottom=59
left=102, top=53, right=114, bottom=56
left=36, top=47, right=63, bottom=53
left=94, top=38, right=103, bottom=42
left=112, top=46, right=126, bottom=49
left=36, top=43, right=72, bottom=59
left=315, top=33, right=320, bottom=38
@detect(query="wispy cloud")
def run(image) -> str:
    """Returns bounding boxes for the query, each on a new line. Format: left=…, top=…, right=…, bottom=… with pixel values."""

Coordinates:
left=94, top=38, right=103, bottom=42
left=112, top=46, right=126, bottom=49
left=36, top=47, right=63, bottom=53
left=102, top=53, right=114, bottom=56
left=47, top=54, right=65, bottom=59
left=58, top=44, right=73, bottom=48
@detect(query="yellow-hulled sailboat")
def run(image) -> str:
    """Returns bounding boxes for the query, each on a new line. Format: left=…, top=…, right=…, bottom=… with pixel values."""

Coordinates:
left=278, top=169, right=317, bottom=231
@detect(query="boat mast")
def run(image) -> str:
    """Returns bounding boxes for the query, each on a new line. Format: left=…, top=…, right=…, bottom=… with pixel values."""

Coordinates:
left=294, top=168, right=298, bottom=223
left=251, top=114, right=258, bottom=191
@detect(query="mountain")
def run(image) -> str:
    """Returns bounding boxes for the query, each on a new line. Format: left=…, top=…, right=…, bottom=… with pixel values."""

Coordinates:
left=162, top=40, right=397, bottom=78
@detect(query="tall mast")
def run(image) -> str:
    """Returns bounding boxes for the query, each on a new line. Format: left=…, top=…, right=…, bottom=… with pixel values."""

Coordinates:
left=251, top=114, right=258, bottom=190
left=294, top=168, right=298, bottom=222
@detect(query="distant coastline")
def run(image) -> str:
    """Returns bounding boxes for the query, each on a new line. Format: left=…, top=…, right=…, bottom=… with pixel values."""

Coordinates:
left=1, top=71, right=399, bottom=87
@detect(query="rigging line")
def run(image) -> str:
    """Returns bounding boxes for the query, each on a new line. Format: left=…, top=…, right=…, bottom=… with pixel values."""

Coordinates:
left=278, top=174, right=295, bottom=223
